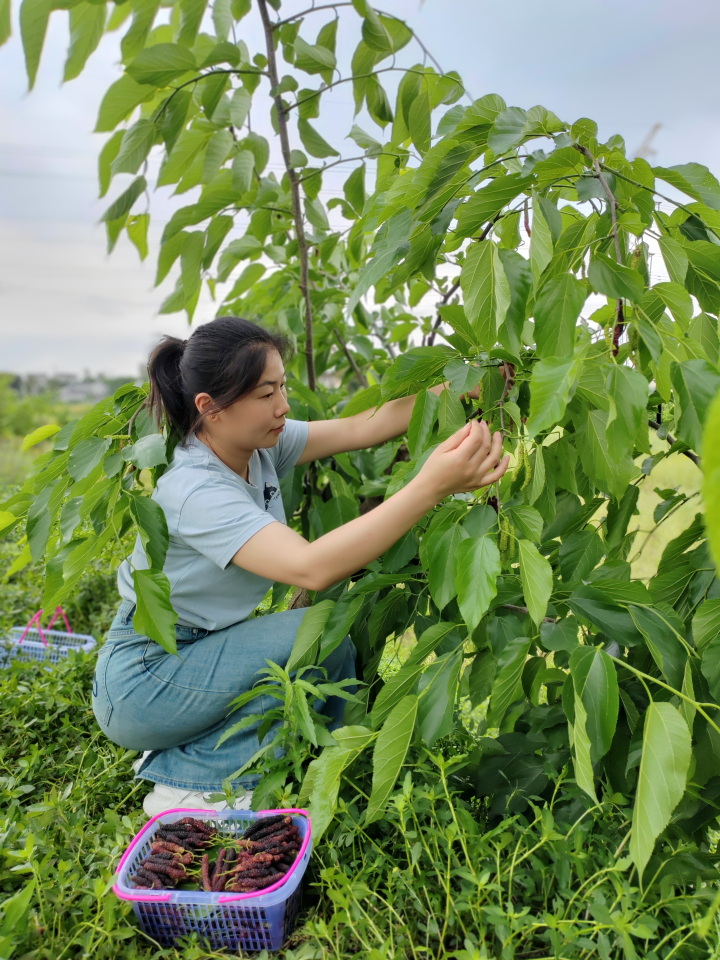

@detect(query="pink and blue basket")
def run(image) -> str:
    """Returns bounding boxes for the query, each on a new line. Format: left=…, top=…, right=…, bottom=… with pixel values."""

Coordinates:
left=1, top=607, right=96, bottom=667
left=114, top=807, right=312, bottom=952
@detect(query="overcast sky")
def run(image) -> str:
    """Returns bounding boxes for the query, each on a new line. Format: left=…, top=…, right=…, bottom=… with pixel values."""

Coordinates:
left=1, top=0, right=720, bottom=376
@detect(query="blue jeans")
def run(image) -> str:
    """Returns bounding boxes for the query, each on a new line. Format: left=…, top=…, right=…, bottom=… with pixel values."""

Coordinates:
left=92, top=599, right=356, bottom=792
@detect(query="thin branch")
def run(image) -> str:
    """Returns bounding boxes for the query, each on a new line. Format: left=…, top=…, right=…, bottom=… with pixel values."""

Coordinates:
left=295, top=154, right=368, bottom=184
left=426, top=278, right=460, bottom=346
left=648, top=419, right=701, bottom=467
left=333, top=327, right=369, bottom=388
left=258, top=0, right=317, bottom=391
left=274, top=2, right=353, bottom=27
left=503, top=603, right=557, bottom=625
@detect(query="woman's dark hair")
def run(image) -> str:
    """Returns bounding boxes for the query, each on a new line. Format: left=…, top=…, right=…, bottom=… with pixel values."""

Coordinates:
left=147, top=317, right=288, bottom=439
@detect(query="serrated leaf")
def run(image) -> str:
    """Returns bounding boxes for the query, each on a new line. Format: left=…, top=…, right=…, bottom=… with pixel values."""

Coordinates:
left=518, top=539, right=552, bottom=625
left=287, top=600, right=335, bottom=672
left=21, top=423, right=60, bottom=451
left=366, top=695, right=418, bottom=823
left=133, top=569, right=177, bottom=656
left=370, top=622, right=455, bottom=729
left=588, top=252, right=645, bottom=302
left=101, top=176, right=146, bottom=223
left=20, top=0, right=51, bottom=90
left=121, top=433, right=167, bottom=469
left=298, top=118, right=339, bottom=159
left=407, top=389, right=439, bottom=457
left=455, top=534, right=501, bottom=631
left=488, top=636, right=530, bottom=727
left=671, top=359, right=720, bottom=453
left=630, top=702, right=691, bottom=878
left=418, top=650, right=463, bottom=746
left=129, top=495, right=169, bottom=570
left=294, top=35, right=336, bottom=75
left=692, top=598, right=720, bottom=654
left=126, top=44, right=197, bottom=87
left=605, top=364, right=649, bottom=463
left=460, top=240, right=510, bottom=351
left=658, top=235, right=688, bottom=284
left=570, top=646, right=618, bottom=762
left=526, top=356, right=579, bottom=438
left=64, top=1, right=105, bottom=82
left=534, top=274, right=586, bottom=359
left=455, top=173, right=531, bottom=239
left=67, top=437, right=111, bottom=482
left=570, top=692, right=597, bottom=802
left=347, top=209, right=413, bottom=315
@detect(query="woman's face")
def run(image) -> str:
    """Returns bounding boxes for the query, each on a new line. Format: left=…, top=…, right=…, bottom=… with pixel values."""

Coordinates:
left=195, top=349, right=291, bottom=451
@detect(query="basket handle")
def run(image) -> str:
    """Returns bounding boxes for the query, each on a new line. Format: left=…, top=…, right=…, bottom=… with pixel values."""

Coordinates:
left=47, top=606, right=71, bottom=633
left=18, top=610, right=48, bottom=647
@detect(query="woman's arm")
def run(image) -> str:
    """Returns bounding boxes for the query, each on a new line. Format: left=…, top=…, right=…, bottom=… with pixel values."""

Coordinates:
left=296, top=382, right=475, bottom=464
left=233, top=420, right=507, bottom=591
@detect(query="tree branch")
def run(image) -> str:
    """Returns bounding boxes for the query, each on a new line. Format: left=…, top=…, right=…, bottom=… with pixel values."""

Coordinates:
left=258, top=0, right=317, bottom=391
left=503, top=603, right=557, bottom=624
left=647, top=419, right=700, bottom=467
left=426, top=278, right=460, bottom=346
left=334, top=327, right=369, bottom=388
left=274, top=2, right=353, bottom=28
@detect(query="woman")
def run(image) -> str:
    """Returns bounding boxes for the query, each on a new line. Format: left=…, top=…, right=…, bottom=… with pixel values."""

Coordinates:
left=92, top=317, right=508, bottom=817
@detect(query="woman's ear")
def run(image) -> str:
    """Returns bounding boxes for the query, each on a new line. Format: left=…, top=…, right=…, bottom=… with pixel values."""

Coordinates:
left=195, top=393, right=214, bottom=415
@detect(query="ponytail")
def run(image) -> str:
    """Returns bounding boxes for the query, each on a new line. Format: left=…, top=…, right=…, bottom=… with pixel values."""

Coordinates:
left=147, top=336, right=192, bottom=436
left=146, top=318, right=288, bottom=441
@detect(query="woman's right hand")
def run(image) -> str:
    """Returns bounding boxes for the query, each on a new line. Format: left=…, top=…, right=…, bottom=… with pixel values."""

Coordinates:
left=417, top=420, right=509, bottom=501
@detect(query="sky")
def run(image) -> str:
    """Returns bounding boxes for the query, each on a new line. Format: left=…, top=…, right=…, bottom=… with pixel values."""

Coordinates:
left=1, top=0, right=720, bottom=376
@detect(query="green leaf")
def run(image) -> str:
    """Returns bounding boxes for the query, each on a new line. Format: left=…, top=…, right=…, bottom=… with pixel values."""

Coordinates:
left=298, top=118, right=339, bottom=159
left=575, top=407, right=638, bottom=499
left=488, top=106, right=528, bottom=153
left=526, top=357, right=579, bottom=438
left=287, top=600, right=335, bottom=672
left=488, top=636, right=531, bottom=727
left=293, top=35, right=336, bottom=75
left=570, top=646, right=618, bottom=762
left=407, top=389, right=439, bottom=458
left=20, top=0, right=51, bottom=90
left=129, top=495, right=169, bottom=570
left=653, top=281, right=693, bottom=326
left=320, top=593, right=364, bottom=662
left=530, top=196, right=553, bottom=286
left=231, top=149, right=254, bottom=194
left=64, top=1, right=105, bottom=82
left=370, top=622, right=455, bottom=729
left=380, top=345, right=455, bottom=400
left=534, top=274, right=586, bottom=359
left=692, top=598, right=720, bottom=654
left=518, top=539, right=553, bottom=625
left=703, top=388, right=720, bottom=571
left=126, top=44, right=197, bottom=87
left=628, top=605, right=686, bottom=690
left=366, top=695, right=418, bottom=823
left=347, top=209, right=413, bottom=315
left=339, top=383, right=382, bottom=418
left=21, top=423, right=60, bottom=451
left=98, top=130, right=124, bottom=197
left=655, top=162, right=720, bottom=210
left=570, top=691, right=597, bottom=802
left=127, top=214, right=150, bottom=261
left=588, top=252, right=645, bottom=302
left=558, top=529, right=604, bottom=582
left=101, top=176, right=147, bottom=223
left=507, top=504, right=543, bottom=544
left=605, top=364, right=649, bottom=463
left=701, top=634, right=720, bottom=702
left=455, top=173, right=531, bottom=239
left=67, top=437, right=111, bottom=482
left=658, top=236, right=688, bottom=284
left=122, top=433, right=167, bottom=470
left=671, top=359, right=720, bottom=453
left=306, top=746, right=356, bottom=840
left=455, top=534, right=501, bottom=631
left=132, top=569, right=178, bottom=656
left=418, top=650, right=463, bottom=747
left=0, top=0, right=10, bottom=45
left=460, top=240, right=510, bottom=351
left=427, top=524, right=469, bottom=610
left=111, top=120, right=156, bottom=177
left=630, top=702, right=691, bottom=878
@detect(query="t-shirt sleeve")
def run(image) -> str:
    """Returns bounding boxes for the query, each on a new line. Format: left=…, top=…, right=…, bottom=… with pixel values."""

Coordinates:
left=177, top=481, right=278, bottom=570
left=271, top=418, right=309, bottom=478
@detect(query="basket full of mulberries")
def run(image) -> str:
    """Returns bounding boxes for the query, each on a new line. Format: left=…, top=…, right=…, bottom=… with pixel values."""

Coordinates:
left=113, top=808, right=312, bottom=952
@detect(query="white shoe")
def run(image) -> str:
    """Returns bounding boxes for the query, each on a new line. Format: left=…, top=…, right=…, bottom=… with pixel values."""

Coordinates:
left=142, top=782, right=254, bottom=818
left=132, top=750, right=152, bottom=774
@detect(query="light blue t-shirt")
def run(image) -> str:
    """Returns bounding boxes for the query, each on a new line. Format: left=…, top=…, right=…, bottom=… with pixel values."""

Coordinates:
left=117, top=419, right=309, bottom=631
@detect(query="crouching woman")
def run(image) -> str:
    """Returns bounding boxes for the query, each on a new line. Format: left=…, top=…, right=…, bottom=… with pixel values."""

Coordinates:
left=92, top=316, right=508, bottom=817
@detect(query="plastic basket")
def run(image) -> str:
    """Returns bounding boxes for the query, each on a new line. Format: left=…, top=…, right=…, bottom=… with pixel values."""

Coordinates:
left=1, top=608, right=96, bottom=667
left=114, top=808, right=312, bottom=952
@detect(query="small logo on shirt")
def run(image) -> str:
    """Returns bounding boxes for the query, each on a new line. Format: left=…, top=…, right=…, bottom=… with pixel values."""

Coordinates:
left=264, top=483, right=279, bottom=510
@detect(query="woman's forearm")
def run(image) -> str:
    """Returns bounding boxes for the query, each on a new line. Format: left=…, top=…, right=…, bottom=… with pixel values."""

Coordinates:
left=232, top=471, right=438, bottom=592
